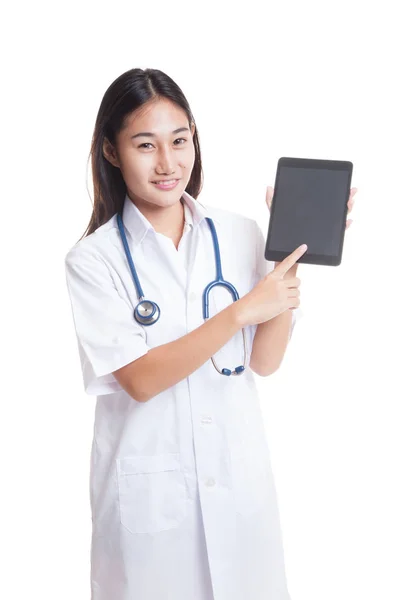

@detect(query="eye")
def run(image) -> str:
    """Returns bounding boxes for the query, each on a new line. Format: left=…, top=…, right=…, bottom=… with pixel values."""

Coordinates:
left=138, top=138, right=187, bottom=149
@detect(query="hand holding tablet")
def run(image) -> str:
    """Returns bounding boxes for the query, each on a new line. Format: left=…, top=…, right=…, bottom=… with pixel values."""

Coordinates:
left=265, top=157, right=354, bottom=266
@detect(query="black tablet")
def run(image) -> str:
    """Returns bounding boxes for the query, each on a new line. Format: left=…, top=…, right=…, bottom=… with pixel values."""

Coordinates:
left=265, top=157, right=353, bottom=266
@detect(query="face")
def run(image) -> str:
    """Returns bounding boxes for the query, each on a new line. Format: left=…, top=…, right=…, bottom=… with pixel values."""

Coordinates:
left=103, top=98, right=196, bottom=212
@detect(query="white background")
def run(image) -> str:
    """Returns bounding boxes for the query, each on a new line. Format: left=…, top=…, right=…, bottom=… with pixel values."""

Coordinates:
left=2, top=1, right=399, bottom=598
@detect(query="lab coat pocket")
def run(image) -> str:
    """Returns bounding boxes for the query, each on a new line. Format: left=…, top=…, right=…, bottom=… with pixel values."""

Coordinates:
left=116, top=452, right=188, bottom=534
left=231, top=451, right=269, bottom=517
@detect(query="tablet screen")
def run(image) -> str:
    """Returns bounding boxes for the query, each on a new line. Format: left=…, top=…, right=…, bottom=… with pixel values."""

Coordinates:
left=266, top=159, right=352, bottom=264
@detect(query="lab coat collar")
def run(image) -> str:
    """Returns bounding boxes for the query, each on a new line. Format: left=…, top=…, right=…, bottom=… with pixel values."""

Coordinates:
left=121, top=189, right=220, bottom=248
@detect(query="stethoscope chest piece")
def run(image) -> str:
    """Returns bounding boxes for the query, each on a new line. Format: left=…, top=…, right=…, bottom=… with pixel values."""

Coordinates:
left=134, top=299, right=160, bottom=325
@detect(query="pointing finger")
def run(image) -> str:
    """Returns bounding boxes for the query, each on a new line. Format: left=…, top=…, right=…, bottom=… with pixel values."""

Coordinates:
left=266, top=186, right=274, bottom=210
left=273, top=244, right=308, bottom=277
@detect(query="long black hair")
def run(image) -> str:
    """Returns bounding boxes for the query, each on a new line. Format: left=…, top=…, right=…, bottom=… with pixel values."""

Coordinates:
left=78, top=67, right=204, bottom=242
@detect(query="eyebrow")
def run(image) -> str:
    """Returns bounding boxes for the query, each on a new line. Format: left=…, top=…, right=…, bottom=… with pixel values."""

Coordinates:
left=130, top=127, right=190, bottom=140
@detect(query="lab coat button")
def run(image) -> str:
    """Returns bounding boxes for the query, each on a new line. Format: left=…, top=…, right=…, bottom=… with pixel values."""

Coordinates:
left=205, top=477, right=216, bottom=487
left=201, top=415, right=212, bottom=424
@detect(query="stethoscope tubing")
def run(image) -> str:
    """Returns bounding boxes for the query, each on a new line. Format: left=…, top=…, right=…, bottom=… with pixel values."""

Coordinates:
left=116, top=210, right=246, bottom=375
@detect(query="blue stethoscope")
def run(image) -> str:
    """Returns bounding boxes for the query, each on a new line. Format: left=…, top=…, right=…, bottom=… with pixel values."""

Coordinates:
left=116, top=212, right=247, bottom=376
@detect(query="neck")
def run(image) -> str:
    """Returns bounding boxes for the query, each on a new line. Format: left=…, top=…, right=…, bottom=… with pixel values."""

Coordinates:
left=128, top=194, right=185, bottom=242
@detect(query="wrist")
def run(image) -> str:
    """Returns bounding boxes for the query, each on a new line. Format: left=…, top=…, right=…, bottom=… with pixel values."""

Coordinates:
left=230, top=299, right=246, bottom=329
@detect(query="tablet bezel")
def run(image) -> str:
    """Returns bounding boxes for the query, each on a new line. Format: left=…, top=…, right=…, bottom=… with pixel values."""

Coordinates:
left=264, top=157, right=353, bottom=266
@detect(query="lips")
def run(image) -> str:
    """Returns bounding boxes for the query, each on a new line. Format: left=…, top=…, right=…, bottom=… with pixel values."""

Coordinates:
left=151, top=179, right=180, bottom=190
left=152, top=179, right=180, bottom=183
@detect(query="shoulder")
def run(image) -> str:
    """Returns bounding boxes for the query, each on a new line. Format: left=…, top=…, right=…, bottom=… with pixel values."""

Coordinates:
left=201, top=202, right=257, bottom=235
left=64, top=213, right=120, bottom=267
left=200, top=202, right=262, bottom=272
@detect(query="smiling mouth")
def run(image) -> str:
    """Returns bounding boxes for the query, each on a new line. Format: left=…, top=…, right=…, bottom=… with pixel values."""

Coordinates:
left=152, top=179, right=180, bottom=184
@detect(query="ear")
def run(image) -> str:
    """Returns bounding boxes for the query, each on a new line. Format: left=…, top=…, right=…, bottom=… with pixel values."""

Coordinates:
left=190, top=122, right=196, bottom=137
left=103, top=137, right=120, bottom=168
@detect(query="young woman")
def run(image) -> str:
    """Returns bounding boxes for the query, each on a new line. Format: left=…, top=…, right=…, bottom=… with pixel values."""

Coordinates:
left=65, top=67, right=355, bottom=600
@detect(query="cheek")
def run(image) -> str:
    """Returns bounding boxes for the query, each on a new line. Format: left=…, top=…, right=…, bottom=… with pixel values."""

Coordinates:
left=182, top=144, right=196, bottom=170
left=120, top=152, right=151, bottom=183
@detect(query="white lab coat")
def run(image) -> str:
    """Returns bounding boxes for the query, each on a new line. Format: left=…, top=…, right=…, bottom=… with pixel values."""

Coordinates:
left=65, top=190, right=299, bottom=600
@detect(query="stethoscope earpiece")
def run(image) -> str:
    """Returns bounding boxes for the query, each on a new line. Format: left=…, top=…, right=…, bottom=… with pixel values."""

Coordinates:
left=116, top=209, right=247, bottom=375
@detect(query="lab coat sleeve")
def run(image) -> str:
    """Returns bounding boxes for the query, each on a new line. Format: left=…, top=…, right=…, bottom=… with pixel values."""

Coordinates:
left=64, top=246, right=150, bottom=396
left=248, top=220, right=303, bottom=350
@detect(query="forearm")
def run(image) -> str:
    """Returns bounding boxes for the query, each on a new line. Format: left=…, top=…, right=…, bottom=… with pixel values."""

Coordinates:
left=132, top=304, right=242, bottom=402
left=250, top=309, right=294, bottom=377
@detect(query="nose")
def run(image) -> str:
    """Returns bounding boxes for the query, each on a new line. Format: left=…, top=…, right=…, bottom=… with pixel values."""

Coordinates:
left=155, top=145, right=176, bottom=176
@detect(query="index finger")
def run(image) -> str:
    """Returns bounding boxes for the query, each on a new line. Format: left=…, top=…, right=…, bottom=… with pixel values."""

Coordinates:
left=273, top=244, right=308, bottom=277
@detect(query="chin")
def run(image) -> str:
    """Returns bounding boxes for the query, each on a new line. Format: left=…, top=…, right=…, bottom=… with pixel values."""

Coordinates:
left=148, top=184, right=184, bottom=200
